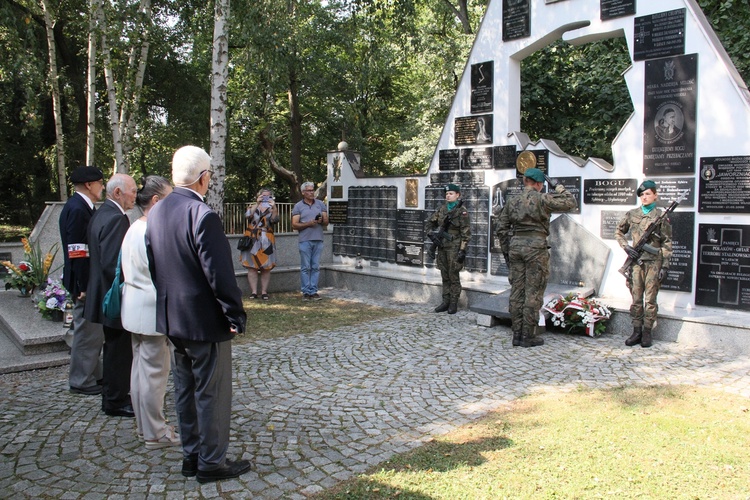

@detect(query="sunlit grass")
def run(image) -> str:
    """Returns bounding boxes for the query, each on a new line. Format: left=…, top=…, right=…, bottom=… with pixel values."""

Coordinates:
left=317, top=385, right=750, bottom=499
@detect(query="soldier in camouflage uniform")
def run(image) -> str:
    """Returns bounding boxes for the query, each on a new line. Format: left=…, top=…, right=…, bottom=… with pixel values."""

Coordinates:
left=615, top=180, right=672, bottom=348
left=495, top=168, right=577, bottom=347
left=425, top=184, right=472, bottom=314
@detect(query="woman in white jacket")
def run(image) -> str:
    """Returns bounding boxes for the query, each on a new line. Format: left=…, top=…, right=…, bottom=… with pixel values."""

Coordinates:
left=120, top=176, right=178, bottom=449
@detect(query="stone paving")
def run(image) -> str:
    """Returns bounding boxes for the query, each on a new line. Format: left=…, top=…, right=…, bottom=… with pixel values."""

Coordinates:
left=1, top=288, right=749, bottom=499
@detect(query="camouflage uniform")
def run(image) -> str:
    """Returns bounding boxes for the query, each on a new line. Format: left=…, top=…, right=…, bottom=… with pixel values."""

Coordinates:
left=425, top=202, right=472, bottom=307
left=495, top=185, right=576, bottom=340
left=614, top=207, right=672, bottom=330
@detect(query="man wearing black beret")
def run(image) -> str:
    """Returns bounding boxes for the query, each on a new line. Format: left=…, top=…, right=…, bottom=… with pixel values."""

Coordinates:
left=60, top=166, right=105, bottom=395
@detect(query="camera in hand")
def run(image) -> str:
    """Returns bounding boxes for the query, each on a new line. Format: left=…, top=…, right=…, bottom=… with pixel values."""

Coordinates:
left=315, top=213, right=322, bottom=222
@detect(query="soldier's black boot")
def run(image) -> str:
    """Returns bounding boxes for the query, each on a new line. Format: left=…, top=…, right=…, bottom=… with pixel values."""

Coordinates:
left=625, top=327, right=642, bottom=347
left=520, top=335, right=544, bottom=348
left=512, top=331, right=522, bottom=347
left=640, top=328, right=653, bottom=348
left=447, top=302, right=458, bottom=315
left=434, top=302, right=450, bottom=313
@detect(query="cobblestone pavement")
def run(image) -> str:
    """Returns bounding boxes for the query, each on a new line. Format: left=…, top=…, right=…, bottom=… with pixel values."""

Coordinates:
left=1, top=289, right=749, bottom=499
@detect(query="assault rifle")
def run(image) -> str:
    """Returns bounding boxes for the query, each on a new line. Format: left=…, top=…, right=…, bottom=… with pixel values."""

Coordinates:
left=618, top=193, right=684, bottom=280
left=427, top=200, right=463, bottom=260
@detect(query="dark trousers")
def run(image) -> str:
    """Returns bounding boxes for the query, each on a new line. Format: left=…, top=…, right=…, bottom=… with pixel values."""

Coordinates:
left=102, top=326, right=133, bottom=410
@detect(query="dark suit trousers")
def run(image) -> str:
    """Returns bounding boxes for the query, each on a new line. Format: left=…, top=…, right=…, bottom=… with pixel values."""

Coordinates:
left=102, top=326, right=133, bottom=410
left=170, top=338, right=232, bottom=471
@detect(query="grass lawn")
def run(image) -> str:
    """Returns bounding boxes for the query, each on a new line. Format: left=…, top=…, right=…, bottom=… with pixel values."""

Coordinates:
left=316, top=385, right=750, bottom=499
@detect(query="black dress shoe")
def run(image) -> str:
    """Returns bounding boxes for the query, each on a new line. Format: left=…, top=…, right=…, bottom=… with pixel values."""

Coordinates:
left=103, top=404, right=135, bottom=418
left=196, top=459, right=252, bottom=484
left=70, top=384, right=102, bottom=396
left=182, top=456, right=198, bottom=477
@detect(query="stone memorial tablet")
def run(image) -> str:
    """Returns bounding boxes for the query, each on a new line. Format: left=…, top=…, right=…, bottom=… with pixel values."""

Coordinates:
left=396, top=210, right=425, bottom=244
left=430, top=171, right=485, bottom=187
left=461, top=147, right=493, bottom=170
left=471, top=61, right=493, bottom=114
left=454, top=115, right=493, bottom=146
left=634, top=8, right=685, bottom=61
left=490, top=251, right=510, bottom=277
left=331, top=185, right=343, bottom=199
left=502, top=0, right=531, bottom=42
left=601, top=0, right=635, bottom=21
left=556, top=176, right=581, bottom=214
left=327, top=201, right=348, bottom=225
left=656, top=177, right=694, bottom=208
left=643, top=54, right=697, bottom=175
left=699, top=156, right=750, bottom=213
left=583, top=178, right=637, bottom=205
left=661, top=211, right=693, bottom=293
left=439, top=149, right=460, bottom=171
left=695, top=224, right=750, bottom=311
left=600, top=210, right=628, bottom=239
left=549, top=214, right=611, bottom=292
left=396, top=241, right=424, bottom=266
left=493, top=145, right=517, bottom=169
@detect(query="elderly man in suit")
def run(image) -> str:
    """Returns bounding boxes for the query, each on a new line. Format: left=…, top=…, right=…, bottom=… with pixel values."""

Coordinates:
left=146, top=146, right=250, bottom=483
left=60, top=166, right=106, bottom=395
left=84, top=173, right=137, bottom=417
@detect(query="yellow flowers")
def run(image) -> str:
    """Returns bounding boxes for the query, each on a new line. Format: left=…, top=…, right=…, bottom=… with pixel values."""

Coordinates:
left=2, top=236, right=59, bottom=293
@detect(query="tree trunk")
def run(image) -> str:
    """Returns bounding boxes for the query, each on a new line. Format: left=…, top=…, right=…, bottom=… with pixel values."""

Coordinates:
left=441, top=0, right=472, bottom=35
left=40, top=0, right=67, bottom=200
left=86, top=0, right=99, bottom=166
left=96, top=3, right=125, bottom=174
left=207, top=0, right=230, bottom=214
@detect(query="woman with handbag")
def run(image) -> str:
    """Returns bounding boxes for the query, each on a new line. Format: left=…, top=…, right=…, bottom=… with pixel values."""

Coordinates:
left=120, top=175, right=180, bottom=450
left=240, top=187, right=279, bottom=300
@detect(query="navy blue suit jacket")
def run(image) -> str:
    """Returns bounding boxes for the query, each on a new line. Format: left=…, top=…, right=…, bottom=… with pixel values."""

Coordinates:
left=146, top=187, right=246, bottom=341
left=59, top=193, right=94, bottom=298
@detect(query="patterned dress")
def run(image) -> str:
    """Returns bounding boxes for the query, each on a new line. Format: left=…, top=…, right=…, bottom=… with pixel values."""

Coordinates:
left=240, top=203, right=279, bottom=270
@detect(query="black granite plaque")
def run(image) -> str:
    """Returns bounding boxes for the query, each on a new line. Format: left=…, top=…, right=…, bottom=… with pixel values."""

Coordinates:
left=556, top=176, right=581, bottom=214
left=331, top=185, right=343, bottom=199
left=634, top=9, right=685, bottom=61
left=493, top=145, right=517, bottom=169
left=695, top=224, right=750, bottom=311
left=661, top=211, right=693, bottom=292
left=328, top=201, right=349, bottom=225
left=583, top=178, right=637, bottom=205
left=430, top=171, right=486, bottom=187
left=600, top=210, right=628, bottom=239
left=439, top=149, right=461, bottom=171
left=471, top=61, right=493, bottom=114
left=699, top=156, right=750, bottom=213
left=655, top=177, right=694, bottom=208
left=396, top=242, right=424, bottom=266
left=502, top=0, right=531, bottom=42
left=643, top=54, right=697, bottom=175
left=455, top=115, right=493, bottom=146
left=601, top=0, right=635, bottom=20
left=461, top=147, right=493, bottom=170
left=396, top=210, right=425, bottom=243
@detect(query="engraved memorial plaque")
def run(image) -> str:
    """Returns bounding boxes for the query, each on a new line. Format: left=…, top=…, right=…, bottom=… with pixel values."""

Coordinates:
left=695, top=224, right=750, bottom=311
left=454, top=115, right=493, bottom=146
left=471, top=61, right=493, bottom=114
left=327, top=201, right=349, bottom=225
left=502, top=0, right=531, bottom=42
left=331, top=185, right=343, bottom=199
left=699, top=156, right=750, bottom=213
left=396, top=210, right=426, bottom=266
left=634, top=8, right=686, bottom=61
left=661, top=211, right=693, bottom=293
left=643, top=54, right=697, bottom=175
left=601, top=0, right=635, bottom=21
left=405, top=179, right=419, bottom=208
left=439, top=149, right=461, bottom=171
left=516, top=150, right=548, bottom=176
left=556, top=176, right=581, bottom=214
left=461, top=147, right=493, bottom=170
left=583, top=178, right=637, bottom=205
left=493, top=145, right=517, bottom=169
left=600, top=210, right=628, bottom=239
left=656, top=177, right=694, bottom=208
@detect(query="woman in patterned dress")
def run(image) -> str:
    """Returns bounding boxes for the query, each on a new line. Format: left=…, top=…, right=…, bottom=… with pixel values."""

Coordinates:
left=240, top=187, right=279, bottom=299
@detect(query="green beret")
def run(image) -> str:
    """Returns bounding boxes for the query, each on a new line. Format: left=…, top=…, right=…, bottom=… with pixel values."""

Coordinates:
left=445, top=183, right=461, bottom=193
left=637, top=180, right=657, bottom=196
left=524, top=168, right=545, bottom=183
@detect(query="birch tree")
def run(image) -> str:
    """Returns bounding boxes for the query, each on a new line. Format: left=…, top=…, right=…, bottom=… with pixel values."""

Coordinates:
left=206, top=0, right=230, bottom=213
left=40, top=0, right=67, bottom=200
left=85, top=0, right=100, bottom=166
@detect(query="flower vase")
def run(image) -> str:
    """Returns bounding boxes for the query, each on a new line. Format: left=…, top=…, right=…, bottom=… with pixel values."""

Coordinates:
left=50, top=309, right=64, bottom=322
left=18, top=286, right=34, bottom=297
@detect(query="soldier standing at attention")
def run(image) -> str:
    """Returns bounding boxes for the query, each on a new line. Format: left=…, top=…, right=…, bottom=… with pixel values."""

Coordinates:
left=495, top=168, right=577, bottom=347
left=425, top=184, right=471, bottom=315
left=615, top=180, right=672, bottom=348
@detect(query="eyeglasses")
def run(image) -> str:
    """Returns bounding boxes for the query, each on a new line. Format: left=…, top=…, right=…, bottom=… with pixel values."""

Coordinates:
left=200, top=169, right=214, bottom=179
left=302, top=189, right=314, bottom=192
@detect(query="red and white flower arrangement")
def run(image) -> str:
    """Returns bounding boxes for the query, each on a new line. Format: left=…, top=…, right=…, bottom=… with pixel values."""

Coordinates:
left=543, top=293, right=612, bottom=337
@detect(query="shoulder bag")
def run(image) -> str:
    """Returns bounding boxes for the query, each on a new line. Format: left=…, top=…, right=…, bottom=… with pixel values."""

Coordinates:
left=102, top=251, right=124, bottom=320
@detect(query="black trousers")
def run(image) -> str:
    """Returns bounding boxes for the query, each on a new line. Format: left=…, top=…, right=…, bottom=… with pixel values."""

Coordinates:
left=102, top=326, right=133, bottom=410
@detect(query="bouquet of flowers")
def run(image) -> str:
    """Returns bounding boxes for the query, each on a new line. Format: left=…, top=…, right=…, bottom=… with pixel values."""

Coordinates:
left=543, top=293, right=612, bottom=337
left=2, top=237, right=58, bottom=295
left=36, top=277, right=70, bottom=319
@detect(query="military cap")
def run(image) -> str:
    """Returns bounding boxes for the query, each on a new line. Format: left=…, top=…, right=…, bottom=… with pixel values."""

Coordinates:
left=524, top=168, right=545, bottom=183
left=70, top=166, right=103, bottom=184
left=637, top=179, right=657, bottom=196
left=445, top=183, right=461, bottom=193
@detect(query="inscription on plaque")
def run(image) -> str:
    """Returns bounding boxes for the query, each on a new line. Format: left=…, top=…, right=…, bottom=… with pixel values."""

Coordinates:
left=600, top=210, right=628, bottom=240
left=643, top=54, right=697, bottom=175
left=634, top=8, right=686, bottom=61
left=662, top=211, right=693, bottom=293
left=556, top=176, right=581, bottom=214
left=327, top=201, right=348, bottom=225
left=695, top=224, right=750, bottom=311
left=461, top=147, right=493, bottom=170
left=331, top=185, right=343, bottom=199
left=699, top=156, right=750, bottom=213
left=493, top=145, right=517, bottom=169
left=471, top=61, right=493, bottom=114
left=454, top=115, right=493, bottom=146
left=396, top=210, right=426, bottom=266
left=583, top=178, right=637, bottom=205
left=601, top=0, right=635, bottom=20
left=439, top=149, right=460, bottom=171
left=502, top=0, right=531, bottom=42
left=430, top=171, right=485, bottom=187
left=655, top=177, right=694, bottom=208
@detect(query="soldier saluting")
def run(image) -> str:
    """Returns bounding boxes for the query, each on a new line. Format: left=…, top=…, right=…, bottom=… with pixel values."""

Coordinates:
left=615, top=180, right=673, bottom=348
left=425, top=184, right=471, bottom=315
